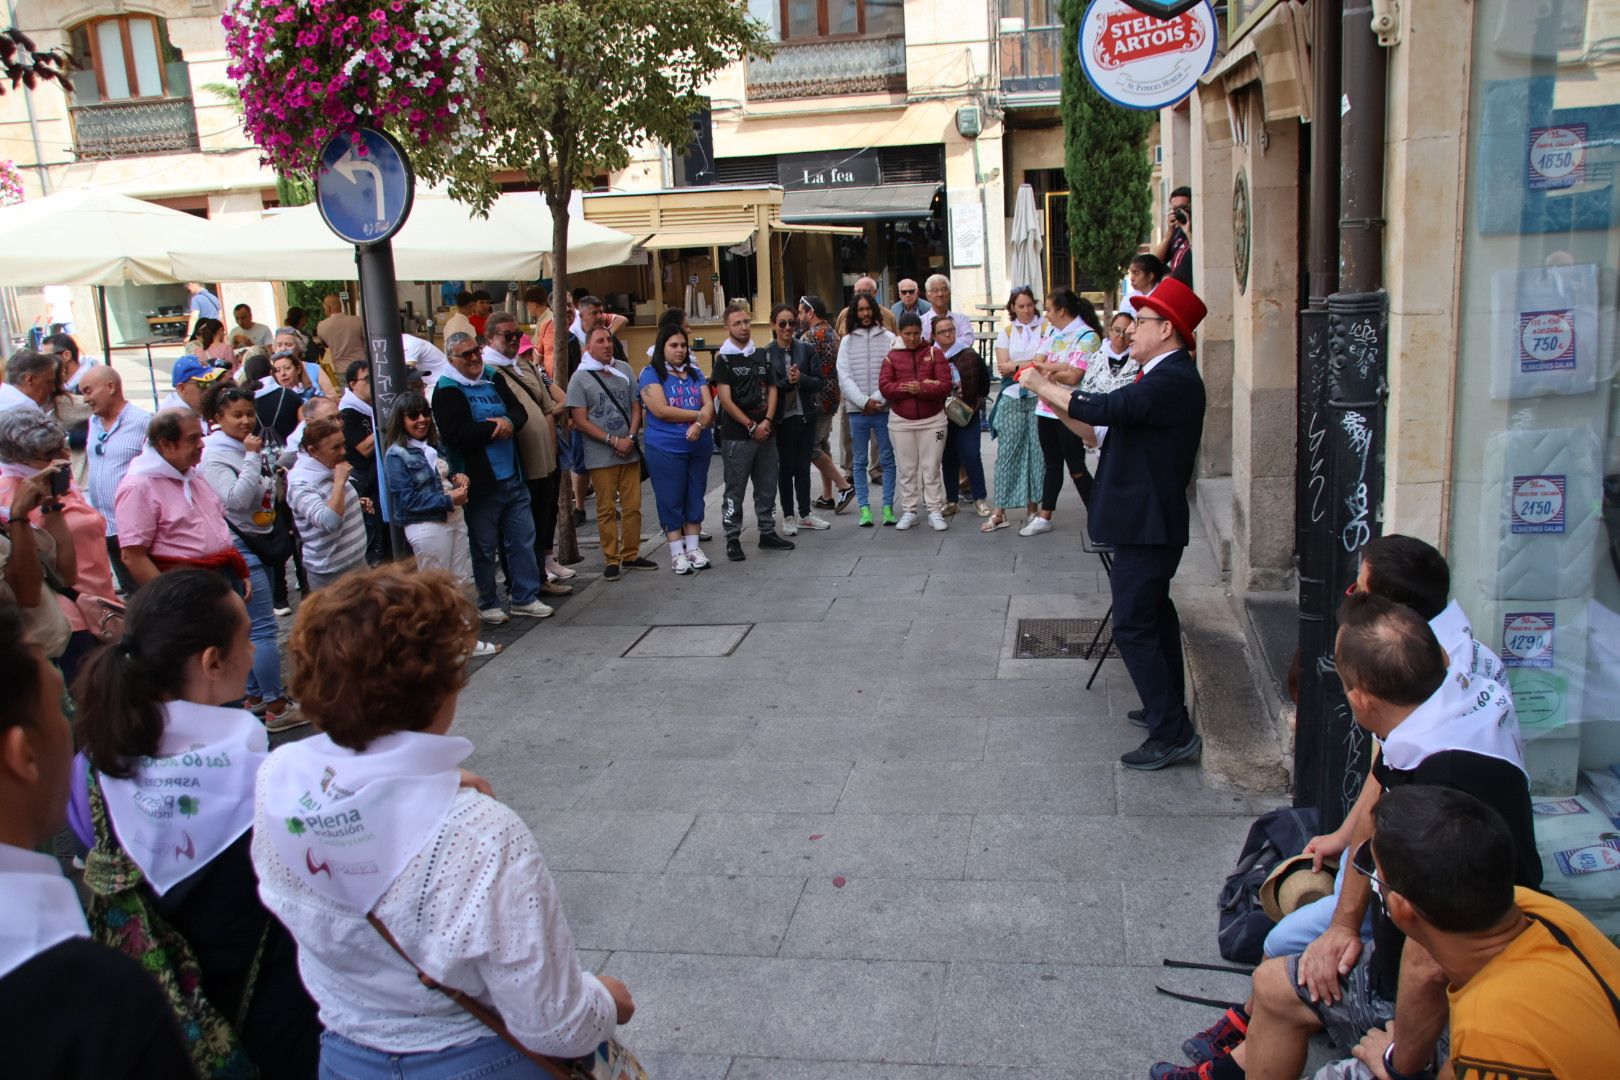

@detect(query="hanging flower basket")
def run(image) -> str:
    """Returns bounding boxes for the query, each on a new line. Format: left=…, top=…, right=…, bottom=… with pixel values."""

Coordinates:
left=221, top=0, right=482, bottom=177
left=0, top=159, right=23, bottom=205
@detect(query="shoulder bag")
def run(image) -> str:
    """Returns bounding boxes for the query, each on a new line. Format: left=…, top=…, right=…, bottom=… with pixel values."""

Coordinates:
left=587, top=371, right=649, bottom=482
left=218, top=456, right=296, bottom=566
left=367, top=913, right=647, bottom=1080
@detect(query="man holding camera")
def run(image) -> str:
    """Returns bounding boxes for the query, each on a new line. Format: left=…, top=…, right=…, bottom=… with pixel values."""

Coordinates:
left=1153, top=185, right=1195, bottom=289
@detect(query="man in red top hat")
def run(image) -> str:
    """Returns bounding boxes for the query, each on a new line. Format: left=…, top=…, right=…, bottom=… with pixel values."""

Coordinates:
left=1021, top=277, right=1208, bottom=771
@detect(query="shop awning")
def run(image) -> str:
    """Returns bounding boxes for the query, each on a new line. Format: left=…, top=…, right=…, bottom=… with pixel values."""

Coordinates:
left=639, top=225, right=756, bottom=250
left=771, top=221, right=864, bottom=236
left=780, top=183, right=942, bottom=224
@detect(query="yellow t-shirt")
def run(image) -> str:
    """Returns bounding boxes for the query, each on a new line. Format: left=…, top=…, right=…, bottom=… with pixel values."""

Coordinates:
left=1448, top=888, right=1620, bottom=1080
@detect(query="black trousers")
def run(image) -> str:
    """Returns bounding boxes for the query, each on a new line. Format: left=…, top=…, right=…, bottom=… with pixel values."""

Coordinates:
left=526, top=469, right=561, bottom=560
left=1036, top=415, right=1091, bottom=511
left=1108, top=543, right=1189, bottom=742
left=775, top=414, right=815, bottom=519
left=105, top=535, right=137, bottom=594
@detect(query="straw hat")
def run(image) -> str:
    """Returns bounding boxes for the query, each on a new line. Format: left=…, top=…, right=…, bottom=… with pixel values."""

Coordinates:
left=1259, top=854, right=1338, bottom=923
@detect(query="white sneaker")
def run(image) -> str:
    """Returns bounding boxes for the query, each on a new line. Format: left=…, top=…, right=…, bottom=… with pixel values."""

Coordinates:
left=510, top=599, right=555, bottom=619
left=672, top=552, right=695, bottom=574
left=799, top=514, right=831, bottom=530
left=688, top=547, right=711, bottom=570
left=1019, top=516, right=1053, bottom=537
left=545, top=558, right=577, bottom=580
left=928, top=511, right=949, bottom=531
left=895, top=511, right=919, bottom=530
left=781, top=515, right=799, bottom=537
left=479, top=607, right=510, bottom=624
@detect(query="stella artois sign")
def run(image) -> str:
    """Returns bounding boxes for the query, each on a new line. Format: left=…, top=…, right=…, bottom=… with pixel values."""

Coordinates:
left=1078, top=0, right=1219, bottom=111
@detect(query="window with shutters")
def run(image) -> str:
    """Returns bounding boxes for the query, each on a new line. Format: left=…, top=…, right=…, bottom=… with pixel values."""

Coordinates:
left=67, top=16, right=199, bottom=159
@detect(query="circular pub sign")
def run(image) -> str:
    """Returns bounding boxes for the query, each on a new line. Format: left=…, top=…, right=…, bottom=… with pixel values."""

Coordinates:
left=1078, top=0, right=1220, bottom=111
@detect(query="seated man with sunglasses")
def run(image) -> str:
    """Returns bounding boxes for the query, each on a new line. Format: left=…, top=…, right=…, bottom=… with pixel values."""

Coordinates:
left=1154, top=593, right=1537, bottom=1080
left=1356, top=785, right=1620, bottom=1079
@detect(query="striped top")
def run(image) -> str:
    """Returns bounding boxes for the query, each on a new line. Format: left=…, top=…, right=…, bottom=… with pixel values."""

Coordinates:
left=86, top=403, right=152, bottom=536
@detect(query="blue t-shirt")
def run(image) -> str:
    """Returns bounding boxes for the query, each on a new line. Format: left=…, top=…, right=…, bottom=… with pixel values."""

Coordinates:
left=638, top=363, right=710, bottom=455
left=461, top=378, right=519, bottom=481
left=189, top=289, right=221, bottom=320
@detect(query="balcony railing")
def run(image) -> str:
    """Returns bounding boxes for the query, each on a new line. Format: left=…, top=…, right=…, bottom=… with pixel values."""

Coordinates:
left=747, top=36, right=906, bottom=102
left=70, top=98, right=200, bottom=160
left=1000, top=25, right=1062, bottom=98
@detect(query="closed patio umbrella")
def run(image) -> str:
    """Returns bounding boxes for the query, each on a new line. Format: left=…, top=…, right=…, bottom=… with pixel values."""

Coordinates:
left=168, top=191, right=634, bottom=281
left=1009, top=183, right=1045, bottom=300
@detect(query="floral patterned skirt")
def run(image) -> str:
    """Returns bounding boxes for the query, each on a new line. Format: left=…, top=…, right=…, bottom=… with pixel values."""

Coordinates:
left=991, top=391, right=1042, bottom=508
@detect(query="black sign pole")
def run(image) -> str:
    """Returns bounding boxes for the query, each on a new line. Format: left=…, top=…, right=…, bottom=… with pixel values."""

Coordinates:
left=356, top=239, right=410, bottom=559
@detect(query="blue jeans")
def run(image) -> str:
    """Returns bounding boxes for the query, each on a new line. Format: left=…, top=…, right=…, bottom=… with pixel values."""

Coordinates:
left=643, top=442, right=712, bottom=533
left=464, top=472, right=542, bottom=609
left=847, top=409, right=895, bottom=510
left=318, top=1031, right=551, bottom=1079
left=233, top=542, right=284, bottom=701
left=941, top=413, right=987, bottom=502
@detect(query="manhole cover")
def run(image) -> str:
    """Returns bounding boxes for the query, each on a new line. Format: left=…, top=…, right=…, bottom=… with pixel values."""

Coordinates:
left=1013, top=618, right=1118, bottom=660
left=625, top=624, right=753, bottom=658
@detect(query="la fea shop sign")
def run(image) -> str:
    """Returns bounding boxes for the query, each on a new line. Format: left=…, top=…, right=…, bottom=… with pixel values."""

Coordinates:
left=1078, top=0, right=1219, bottom=112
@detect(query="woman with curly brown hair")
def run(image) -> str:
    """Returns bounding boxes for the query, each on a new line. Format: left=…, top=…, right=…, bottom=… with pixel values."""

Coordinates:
left=253, top=564, right=634, bottom=1078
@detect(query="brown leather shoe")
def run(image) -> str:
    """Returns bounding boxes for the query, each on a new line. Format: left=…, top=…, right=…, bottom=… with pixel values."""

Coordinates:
left=540, top=579, right=573, bottom=596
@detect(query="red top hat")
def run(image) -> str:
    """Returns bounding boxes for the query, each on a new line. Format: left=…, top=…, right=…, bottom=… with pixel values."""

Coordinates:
left=1130, top=277, right=1207, bottom=348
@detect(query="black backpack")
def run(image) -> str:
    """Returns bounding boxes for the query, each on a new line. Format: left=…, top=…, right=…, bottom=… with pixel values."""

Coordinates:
left=1216, top=806, right=1318, bottom=963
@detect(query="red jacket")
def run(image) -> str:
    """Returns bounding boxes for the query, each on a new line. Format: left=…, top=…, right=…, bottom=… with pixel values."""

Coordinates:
left=879, top=343, right=952, bottom=421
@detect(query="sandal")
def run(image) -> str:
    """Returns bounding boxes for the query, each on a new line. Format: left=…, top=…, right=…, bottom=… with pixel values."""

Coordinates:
left=473, top=641, right=504, bottom=658
left=980, top=513, right=1009, bottom=533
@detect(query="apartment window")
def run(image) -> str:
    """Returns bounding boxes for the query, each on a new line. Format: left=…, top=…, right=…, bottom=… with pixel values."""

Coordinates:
left=781, top=0, right=903, bottom=40
left=69, top=15, right=189, bottom=104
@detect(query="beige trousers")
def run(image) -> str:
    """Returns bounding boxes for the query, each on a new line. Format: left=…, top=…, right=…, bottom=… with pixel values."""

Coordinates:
left=888, top=412, right=948, bottom=514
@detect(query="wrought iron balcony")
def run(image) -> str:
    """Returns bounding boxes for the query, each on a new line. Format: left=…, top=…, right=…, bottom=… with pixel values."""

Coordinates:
left=746, top=36, right=906, bottom=102
left=1000, top=25, right=1062, bottom=98
left=70, top=98, right=200, bottom=160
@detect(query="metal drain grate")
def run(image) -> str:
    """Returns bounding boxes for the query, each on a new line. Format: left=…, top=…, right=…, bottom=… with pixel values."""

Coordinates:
left=1013, top=618, right=1118, bottom=660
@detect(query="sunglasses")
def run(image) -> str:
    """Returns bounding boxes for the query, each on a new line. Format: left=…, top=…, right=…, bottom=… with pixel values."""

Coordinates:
left=487, top=330, right=516, bottom=340
left=774, top=320, right=795, bottom=328
left=452, top=350, right=481, bottom=362
left=900, top=288, right=917, bottom=294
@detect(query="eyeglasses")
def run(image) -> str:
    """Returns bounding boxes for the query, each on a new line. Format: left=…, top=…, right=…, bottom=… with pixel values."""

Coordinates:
left=1135, top=314, right=1168, bottom=325
left=1350, top=839, right=1392, bottom=901
left=451, top=350, right=481, bottom=362
left=487, top=330, right=515, bottom=340
left=774, top=320, right=795, bottom=329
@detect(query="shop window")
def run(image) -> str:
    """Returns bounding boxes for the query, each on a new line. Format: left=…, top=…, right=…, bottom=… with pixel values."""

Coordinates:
left=66, top=16, right=197, bottom=159
left=780, top=0, right=903, bottom=39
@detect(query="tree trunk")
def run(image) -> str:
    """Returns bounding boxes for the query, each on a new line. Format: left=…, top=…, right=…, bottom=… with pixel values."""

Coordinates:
left=549, top=191, right=581, bottom=565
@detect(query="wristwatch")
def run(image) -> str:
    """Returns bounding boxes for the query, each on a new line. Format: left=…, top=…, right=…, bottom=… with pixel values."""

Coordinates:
left=1383, top=1043, right=1435, bottom=1080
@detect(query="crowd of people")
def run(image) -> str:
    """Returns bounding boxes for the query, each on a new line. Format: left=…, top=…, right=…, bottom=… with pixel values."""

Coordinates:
left=5, top=266, right=1618, bottom=1080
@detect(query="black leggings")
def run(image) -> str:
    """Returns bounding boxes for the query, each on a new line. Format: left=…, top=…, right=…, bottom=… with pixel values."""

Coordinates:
left=1037, top=414, right=1091, bottom=511
left=776, top=414, right=815, bottom=518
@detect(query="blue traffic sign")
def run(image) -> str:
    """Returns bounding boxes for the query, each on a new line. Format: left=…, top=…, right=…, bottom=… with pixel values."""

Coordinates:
left=316, top=128, right=414, bottom=246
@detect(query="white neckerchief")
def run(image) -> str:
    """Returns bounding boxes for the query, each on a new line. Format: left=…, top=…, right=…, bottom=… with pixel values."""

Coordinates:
left=578, top=354, right=629, bottom=382
left=717, top=338, right=757, bottom=357
left=202, top=429, right=249, bottom=456
left=0, top=843, right=90, bottom=978
left=1101, top=340, right=1129, bottom=363
left=0, top=461, right=36, bottom=481
left=339, top=389, right=374, bottom=420
left=940, top=339, right=969, bottom=360
left=407, top=437, right=441, bottom=476
left=254, top=376, right=283, bottom=399
left=97, top=701, right=268, bottom=895
left=480, top=344, right=516, bottom=371
left=1430, top=599, right=1505, bottom=683
left=286, top=422, right=308, bottom=453
left=1380, top=669, right=1525, bottom=776
left=126, top=445, right=196, bottom=506
left=287, top=452, right=333, bottom=489
left=260, top=730, right=473, bottom=912
left=569, top=315, right=586, bottom=344
left=0, top=383, right=44, bottom=413
left=438, top=361, right=489, bottom=389
left=1139, top=349, right=1178, bottom=378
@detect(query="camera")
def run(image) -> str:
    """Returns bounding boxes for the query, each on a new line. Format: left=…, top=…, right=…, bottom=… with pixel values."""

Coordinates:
left=49, top=462, right=69, bottom=497
left=1172, top=207, right=1190, bottom=226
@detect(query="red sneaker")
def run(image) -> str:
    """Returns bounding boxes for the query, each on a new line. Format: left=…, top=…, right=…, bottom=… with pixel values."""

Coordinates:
left=1181, top=1006, right=1249, bottom=1064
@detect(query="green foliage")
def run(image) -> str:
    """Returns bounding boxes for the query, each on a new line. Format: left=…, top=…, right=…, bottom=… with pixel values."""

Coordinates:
left=1059, top=0, right=1155, bottom=291
left=415, top=0, right=772, bottom=215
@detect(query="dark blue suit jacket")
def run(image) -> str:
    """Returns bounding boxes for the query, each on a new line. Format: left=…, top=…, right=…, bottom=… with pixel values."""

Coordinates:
left=1066, top=349, right=1205, bottom=548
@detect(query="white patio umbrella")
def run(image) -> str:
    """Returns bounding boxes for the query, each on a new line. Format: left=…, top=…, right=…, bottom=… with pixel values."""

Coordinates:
left=168, top=191, right=634, bottom=281
left=1009, top=183, right=1045, bottom=299
left=0, top=189, right=216, bottom=286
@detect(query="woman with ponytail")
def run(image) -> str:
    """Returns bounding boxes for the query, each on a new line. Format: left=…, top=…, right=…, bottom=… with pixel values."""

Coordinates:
left=67, top=569, right=320, bottom=1078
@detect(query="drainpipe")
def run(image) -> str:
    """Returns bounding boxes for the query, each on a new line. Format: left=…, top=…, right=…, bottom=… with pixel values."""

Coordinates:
left=7, top=1, right=52, bottom=196
left=1298, top=0, right=1391, bottom=831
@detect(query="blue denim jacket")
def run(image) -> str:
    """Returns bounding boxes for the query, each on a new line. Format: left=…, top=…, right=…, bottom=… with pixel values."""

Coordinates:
left=384, top=443, right=455, bottom=524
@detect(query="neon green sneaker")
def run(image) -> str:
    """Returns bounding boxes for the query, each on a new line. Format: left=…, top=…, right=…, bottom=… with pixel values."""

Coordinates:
left=858, top=506, right=875, bottom=527
left=882, top=505, right=898, bottom=526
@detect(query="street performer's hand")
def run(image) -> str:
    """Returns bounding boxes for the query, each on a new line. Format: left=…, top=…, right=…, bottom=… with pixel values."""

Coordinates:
left=1298, top=922, right=1362, bottom=1004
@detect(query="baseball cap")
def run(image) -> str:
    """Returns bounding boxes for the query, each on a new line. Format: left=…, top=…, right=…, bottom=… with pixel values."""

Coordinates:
left=171, top=356, right=225, bottom=388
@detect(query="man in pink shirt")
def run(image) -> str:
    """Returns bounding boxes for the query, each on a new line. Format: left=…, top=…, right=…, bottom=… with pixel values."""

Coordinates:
left=114, top=408, right=249, bottom=592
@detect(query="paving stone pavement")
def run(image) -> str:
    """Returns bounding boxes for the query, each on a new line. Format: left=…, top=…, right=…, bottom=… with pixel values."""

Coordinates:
left=452, top=444, right=1288, bottom=1079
